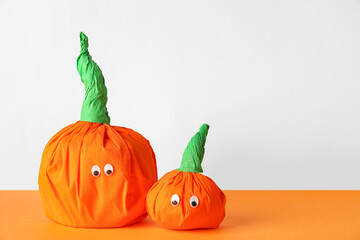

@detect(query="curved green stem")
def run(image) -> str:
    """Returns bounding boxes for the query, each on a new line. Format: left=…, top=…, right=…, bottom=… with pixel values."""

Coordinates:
left=178, top=124, right=210, bottom=173
left=77, top=32, right=110, bottom=124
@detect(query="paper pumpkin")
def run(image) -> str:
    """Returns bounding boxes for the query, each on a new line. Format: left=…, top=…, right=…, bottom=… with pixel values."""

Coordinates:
left=146, top=124, right=226, bottom=230
left=38, top=32, right=158, bottom=228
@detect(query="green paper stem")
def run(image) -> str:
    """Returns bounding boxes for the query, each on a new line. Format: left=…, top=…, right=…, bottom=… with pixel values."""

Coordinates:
left=178, top=124, right=210, bottom=173
left=77, top=32, right=110, bottom=124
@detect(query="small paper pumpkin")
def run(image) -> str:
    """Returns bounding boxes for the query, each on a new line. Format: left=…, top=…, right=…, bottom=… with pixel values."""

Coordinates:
left=146, top=124, right=226, bottom=230
left=38, top=32, right=158, bottom=228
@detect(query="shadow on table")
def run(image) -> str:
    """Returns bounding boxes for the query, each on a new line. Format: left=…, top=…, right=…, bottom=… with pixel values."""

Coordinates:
left=38, top=210, right=263, bottom=237
left=124, top=211, right=264, bottom=232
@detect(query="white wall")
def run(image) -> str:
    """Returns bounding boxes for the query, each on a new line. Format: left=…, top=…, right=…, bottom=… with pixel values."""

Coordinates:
left=0, top=0, right=359, bottom=190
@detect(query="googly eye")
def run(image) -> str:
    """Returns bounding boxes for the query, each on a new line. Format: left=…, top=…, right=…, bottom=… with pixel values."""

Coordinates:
left=171, top=194, right=180, bottom=206
left=91, top=165, right=101, bottom=177
left=104, top=164, right=113, bottom=176
left=189, top=196, right=199, bottom=208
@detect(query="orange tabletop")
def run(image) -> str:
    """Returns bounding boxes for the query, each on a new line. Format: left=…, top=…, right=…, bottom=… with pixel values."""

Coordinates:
left=0, top=190, right=359, bottom=240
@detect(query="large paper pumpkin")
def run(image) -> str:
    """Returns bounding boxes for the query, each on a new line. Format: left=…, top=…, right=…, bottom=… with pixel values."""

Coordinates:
left=146, top=124, right=226, bottom=230
left=38, top=32, right=158, bottom=228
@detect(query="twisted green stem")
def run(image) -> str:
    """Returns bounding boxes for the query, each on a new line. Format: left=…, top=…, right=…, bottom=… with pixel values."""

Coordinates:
left=178, top=124, right=210, bottom=173
left=77, top=32, right=110, bottom=124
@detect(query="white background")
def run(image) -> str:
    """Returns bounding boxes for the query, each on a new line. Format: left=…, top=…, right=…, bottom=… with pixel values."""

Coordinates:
left=0, top=0, right=359, bottom=190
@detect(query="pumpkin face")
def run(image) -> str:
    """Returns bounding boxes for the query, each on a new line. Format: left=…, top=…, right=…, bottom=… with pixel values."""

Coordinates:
left=146, top=124, right=226, bottom=230
left=146, top=170, right=225, bottom=229
left=38, top=33, right=157, bottom=228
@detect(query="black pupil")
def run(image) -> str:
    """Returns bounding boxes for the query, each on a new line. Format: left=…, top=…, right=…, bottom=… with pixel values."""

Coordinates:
left=191, top=201, right=197, bottom=207
left=106, top=170, right=112, bottom=175
left=172, top=200, right=178, bottom=206
left=93, top=171, right=99, bottom=176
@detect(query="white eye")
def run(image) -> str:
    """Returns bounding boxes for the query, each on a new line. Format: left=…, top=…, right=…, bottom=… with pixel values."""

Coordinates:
left=104, top=164, right=113, bottom=176
left=171, top=194, right=180, bottom=206
left=91, top=165, right=101, bottom=177
left=189, top=196, right=199, bottom=208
